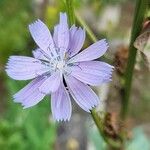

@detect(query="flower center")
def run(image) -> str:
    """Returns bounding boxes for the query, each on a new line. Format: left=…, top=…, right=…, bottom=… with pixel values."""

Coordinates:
left=49, top=50, right=68, bottom=73
left=50, top=56, right=67, bottom=73
left=56, top=60, right=65, bottom=71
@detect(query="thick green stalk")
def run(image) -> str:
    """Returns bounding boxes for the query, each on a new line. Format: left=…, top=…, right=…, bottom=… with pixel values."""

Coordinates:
left=65, top=0, right=75, bottom=26
left=121, top=0, right=149, bottom=119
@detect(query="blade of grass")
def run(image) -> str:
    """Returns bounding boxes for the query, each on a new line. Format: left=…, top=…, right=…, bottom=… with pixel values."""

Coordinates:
left=65, top=0, right=75, bottom=26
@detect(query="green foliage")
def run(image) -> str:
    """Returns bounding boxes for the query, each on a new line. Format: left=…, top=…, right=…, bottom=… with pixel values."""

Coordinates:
left=0, top=0, right=57, bottom=149
left=0, top=119, right=25, bottom=150
left=0, top=0, right=33, bottom=64
left=0, top=79, right=56, bottom=150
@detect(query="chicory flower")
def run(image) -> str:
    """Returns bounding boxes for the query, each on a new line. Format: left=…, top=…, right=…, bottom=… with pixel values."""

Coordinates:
left=6, top=13, right=113, bottom=121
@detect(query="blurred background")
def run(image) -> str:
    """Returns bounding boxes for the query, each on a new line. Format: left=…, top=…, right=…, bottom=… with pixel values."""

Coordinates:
left=0, top=0, right=150, bottom=150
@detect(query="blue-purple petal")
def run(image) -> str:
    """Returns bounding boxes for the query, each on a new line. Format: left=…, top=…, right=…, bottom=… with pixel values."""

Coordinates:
left=68, top=61, right=113, bottom=86
left=69, top=39, right=108, bottom=63
left=6, top=56, right=50, bottom=80
left=53, top=24, right=59, bottom=46
left=29, top=19, right=55, bottom=58
left=32, top=48, right=49, bottom=61
left=39, top=71, right=61, bottom=94
left=51, top=81, right=72, bottom=121
left=57, top=13, right=69, bottom=55
left=13, top=77, right=46, bottom=108
left=65, top=75, right=99, bottom=112
left=67, top=26, right=85, bottom=57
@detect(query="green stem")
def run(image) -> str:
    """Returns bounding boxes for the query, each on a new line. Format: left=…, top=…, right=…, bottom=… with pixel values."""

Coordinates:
left=75, top=12, right=97, bottom=42
left=91, top=109, right=122, bottom=149
left=65, top=0, right=75, bottom=25
left=121, top=0, right=149, bottom=120
left=75, top=12, right=110, bottom=62
left=65, top=0, right=116, bottom=148
left=65, top=1, right=121, bottom=149
left=90, top=109, right=105, bottom=139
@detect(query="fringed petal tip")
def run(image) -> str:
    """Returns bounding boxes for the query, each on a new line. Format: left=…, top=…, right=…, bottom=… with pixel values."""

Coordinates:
left=69, top=39, right=109, bottom=63
left=13, top=96, right=21, bottom=103
left=12, top=77, right=46, bottom=109
left=28, top=19, right=42, bottom=29
left=89, top=105, right=99, bottom=112
left=59, top=12, right=67, bottom=21
left=57, top=12, right=69, bottom=54
left=51, top=82, right=72, bottom=122
left=65, top=75, right=100, bottom=112
left=13, top=95, right=29, bottom=109
left=86, top=104, right=99, bottom=113
left=68, top=61, right=114, bottom=86
left=28, top=18, right=54, bottom=58
left=54, top=117, right=71, bottom=122
left=53, top=113, right=71, bottom=122
left=103, top=38, right=109, bottom=46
